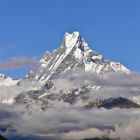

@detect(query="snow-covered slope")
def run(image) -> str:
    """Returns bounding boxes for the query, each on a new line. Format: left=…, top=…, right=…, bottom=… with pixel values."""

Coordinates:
left=26, top=32, right=130, bottom=86
left=0, top=74, right=18, bottom=86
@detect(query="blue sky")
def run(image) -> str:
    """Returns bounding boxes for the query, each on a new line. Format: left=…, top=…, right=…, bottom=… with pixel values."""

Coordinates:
left=0, top=0, right=140, bottom=78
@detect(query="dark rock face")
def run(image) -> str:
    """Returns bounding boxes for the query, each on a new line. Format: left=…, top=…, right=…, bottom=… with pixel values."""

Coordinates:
left=44, top=81, right=54, bottom=89
left=14, top=86, right=91, bottom=109
left=15, top=90, right=44, bottom=104
left=86, top=97, right=140, bottom=109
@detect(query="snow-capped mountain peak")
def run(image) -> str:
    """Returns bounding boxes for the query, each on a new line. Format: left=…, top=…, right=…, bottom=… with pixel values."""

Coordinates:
left=27, top=31, right=130, bottom=85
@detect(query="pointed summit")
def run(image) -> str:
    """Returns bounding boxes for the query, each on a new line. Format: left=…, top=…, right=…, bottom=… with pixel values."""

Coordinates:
left=62, top=31, right=95, bottom=58
left=63, top=31, right=80, bottom=50
left=64, top=31, right=80, bottom=38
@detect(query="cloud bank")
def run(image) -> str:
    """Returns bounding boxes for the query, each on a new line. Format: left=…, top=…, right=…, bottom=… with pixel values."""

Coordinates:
left=0, top=105, right=140, bottom=140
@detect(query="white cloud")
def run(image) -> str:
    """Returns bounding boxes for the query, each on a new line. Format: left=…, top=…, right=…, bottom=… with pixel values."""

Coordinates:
left=0, top=70, right=140, bottom=139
